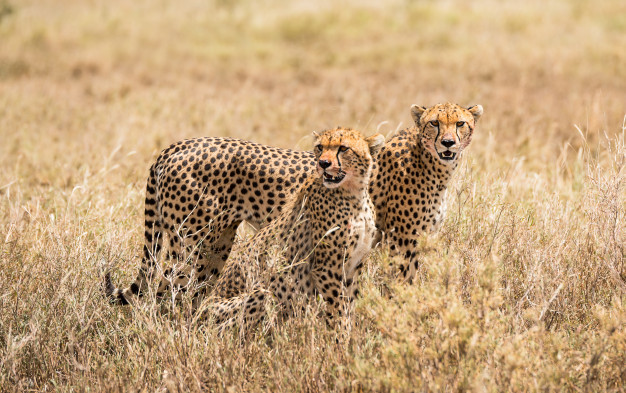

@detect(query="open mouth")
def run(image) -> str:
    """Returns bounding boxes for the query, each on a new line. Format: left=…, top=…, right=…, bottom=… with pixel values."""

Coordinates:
left=323, top=170, right=346, bottom=184
left=438, top=151, right=457, bottom=161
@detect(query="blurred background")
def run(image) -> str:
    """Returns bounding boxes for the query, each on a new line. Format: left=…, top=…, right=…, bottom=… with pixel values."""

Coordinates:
left=1, top=0, right=624, bottom=190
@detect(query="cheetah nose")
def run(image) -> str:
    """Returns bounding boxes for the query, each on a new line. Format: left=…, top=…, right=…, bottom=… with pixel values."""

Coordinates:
left=441, top=139, right=456, bottom=148
left=318, top=160, right=331, bottom=169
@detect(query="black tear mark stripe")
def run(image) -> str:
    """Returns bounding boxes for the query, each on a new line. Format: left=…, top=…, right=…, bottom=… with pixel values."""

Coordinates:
left=336, top=138, right=343, bottom=169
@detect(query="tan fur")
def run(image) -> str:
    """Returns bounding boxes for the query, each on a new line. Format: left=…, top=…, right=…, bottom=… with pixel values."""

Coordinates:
left=105, top=103, right=482, bottom=307
left=199, top=128, right=382, bottom=328
left=372, top=102, right=483, bottom=280
left=106, top=128, right=382, bottom=327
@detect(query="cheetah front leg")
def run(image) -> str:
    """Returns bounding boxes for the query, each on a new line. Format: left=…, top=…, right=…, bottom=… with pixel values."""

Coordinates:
left=310, top=268, right=355, bottom=326
left=386, top=232, right=420, bottom=284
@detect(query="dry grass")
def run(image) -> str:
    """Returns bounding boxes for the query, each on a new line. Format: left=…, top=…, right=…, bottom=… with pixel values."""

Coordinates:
left=1, top=0, right=625, bottom=391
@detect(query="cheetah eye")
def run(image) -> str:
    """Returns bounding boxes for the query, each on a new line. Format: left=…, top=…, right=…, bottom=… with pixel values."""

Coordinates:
left=429, top=120, right=439, bottom=127
left=315, top=145, right=323, bottom=152
left=456, top=121, right=465, bottom=127
left=339, top=146, right=349, bottom=152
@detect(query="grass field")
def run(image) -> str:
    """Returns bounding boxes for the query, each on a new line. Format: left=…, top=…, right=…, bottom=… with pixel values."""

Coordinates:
left=0, top=0, right=625, bottom=391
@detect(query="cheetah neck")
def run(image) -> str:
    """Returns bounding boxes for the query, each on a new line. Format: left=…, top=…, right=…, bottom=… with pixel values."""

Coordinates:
left=337, top=169, right=372, bottom=199
left=325, top=182, right=369, bottom=205
left=297, top=176, right=371, bottom=213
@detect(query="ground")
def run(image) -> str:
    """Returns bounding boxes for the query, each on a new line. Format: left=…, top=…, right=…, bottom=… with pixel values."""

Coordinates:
left=0, top=0, right=625, bottom=391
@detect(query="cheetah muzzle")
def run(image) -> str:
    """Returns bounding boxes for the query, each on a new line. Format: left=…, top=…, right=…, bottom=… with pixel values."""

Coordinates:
left=438, top=150, right=456, bottom=161
left=322, top=169, right=346, bottom=185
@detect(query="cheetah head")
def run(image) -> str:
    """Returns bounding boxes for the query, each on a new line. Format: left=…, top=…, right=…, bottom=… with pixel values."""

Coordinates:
left=411, top=102, right=483, bottom=165
left=313, top=127, right=385, bottom=191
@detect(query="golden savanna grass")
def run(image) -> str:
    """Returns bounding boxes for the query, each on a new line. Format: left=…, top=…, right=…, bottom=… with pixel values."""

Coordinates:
left=1, top=0, right=625, bottom=391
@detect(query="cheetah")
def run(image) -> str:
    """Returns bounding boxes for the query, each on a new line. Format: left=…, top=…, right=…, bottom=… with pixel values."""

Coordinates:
left=198, top=127, right=383, bottom=327
left=105, top=128, right=384, bottom=312
left=370, top=102, right=483, bottom=280
left=105, top=103, right=481, bottom=304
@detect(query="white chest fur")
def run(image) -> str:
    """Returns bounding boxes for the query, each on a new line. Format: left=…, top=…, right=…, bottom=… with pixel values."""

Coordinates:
left=344, top=202, right=376, bottom=279
left=432, top=188, right=448, bottom=232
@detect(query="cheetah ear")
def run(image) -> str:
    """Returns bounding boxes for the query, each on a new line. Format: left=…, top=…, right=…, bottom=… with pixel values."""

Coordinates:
left=365, top=133, right=385, bottom=157
left=312, top=131, right=320, bottom=138
left=410, top=105, right=427, bottom=125
left=467, top=105, right=483, bottom=123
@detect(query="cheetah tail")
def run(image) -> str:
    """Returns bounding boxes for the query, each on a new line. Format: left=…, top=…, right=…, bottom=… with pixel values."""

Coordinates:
left=104, top=272, right=130, bottom=305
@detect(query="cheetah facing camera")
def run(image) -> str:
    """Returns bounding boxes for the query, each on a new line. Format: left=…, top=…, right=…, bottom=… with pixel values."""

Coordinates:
left=200, top=127, right=384, bottom=327
left=105, top=102, right=482, bottom=306
left=105, top=128, right=384, bottom=317
left=370, top=102, right=483, bottom=280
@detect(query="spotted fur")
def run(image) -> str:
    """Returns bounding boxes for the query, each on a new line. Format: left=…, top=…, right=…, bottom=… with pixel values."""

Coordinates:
left=105, top=103, right=482, bottom=305
left=370, top=102, right=483, bottom=280
left=105, top=128, right=384, bottom=315
left=199, top=128, right=383, bottom=327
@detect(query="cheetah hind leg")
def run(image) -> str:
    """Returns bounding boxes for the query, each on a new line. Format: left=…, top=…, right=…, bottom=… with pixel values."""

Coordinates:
left=153, top=252, right=200, bottom=300
left=197, top=220, right=241, bottom=289
left=150, top=220, right=240, bottom=309
left=153, top=230, right=212, bottom=302
left=189, top=221, right=242, bottom=310
left=187, top=220, right=240, bottom=309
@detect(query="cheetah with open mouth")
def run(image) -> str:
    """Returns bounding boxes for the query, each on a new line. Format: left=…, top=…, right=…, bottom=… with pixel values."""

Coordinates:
left=105, top=103, right=482, bottom=305
left=199, top=127, right=383, bottom=327
left=106, top=128, right=384, bottom=322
